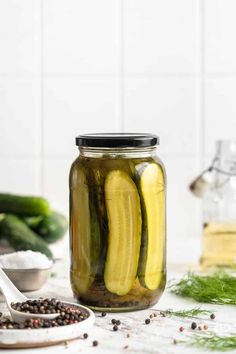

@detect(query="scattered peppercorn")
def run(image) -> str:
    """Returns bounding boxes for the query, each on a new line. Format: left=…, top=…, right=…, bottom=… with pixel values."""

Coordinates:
left=115, top=320, right=121, bottom=326
left=210, top=313, right=215, bottom=320
left=111, top=319, right=116, bottom=324
left=145, top=318, right=151, bottom=325
left=101, top=312, right=106, bottom=317
left=173, top=339, right=177, bottom=345
left=198, top=326, right=202, bottom=331
left=113, top=325, right=118, bottom=331
left=191, top=322, right=197, bottom=330
left=179, top=326, right=184, bottom=332
left=92, top=340, right=98, bottom=347
left=149, top=314, right=153, bottom=319
left=126, top=333, right=130, bottom=338
left=123, top=345, right=129, bottom=349
left=83, top=333, right=88, bottom=339
left=153, top=313, right=157, bottom=317
left=203, top=324, right=208, bottom=330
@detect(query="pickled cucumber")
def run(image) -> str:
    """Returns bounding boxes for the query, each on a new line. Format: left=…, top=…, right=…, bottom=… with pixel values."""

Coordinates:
left=70, top=166, right=100, bottom=294
left=104, top=170, right=142, bottom=296
left=137, top=163, right=165, bottom=290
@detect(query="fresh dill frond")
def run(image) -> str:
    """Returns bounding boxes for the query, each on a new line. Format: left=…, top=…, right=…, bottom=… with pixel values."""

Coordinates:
left=188, top=332, right=236, bottom=351
left=169, top=270, right=236, bottom=305
left=163, top=307, right=213, bottom=318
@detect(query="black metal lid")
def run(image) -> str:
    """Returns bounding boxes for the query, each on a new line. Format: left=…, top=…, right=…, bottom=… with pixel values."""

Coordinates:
left=75, top=133, right=159, bottom=148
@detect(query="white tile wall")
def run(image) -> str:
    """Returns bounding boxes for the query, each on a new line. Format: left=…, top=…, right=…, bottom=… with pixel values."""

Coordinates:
left=1, top=0, right=236, bottom=263
left=43, top=77, right=120, bottom=156
left=0, top=0, right=40, bottom=75
left=205, top=0, right=236, bottom=73
left=205, top=78, right=236, bottom=154
left=124, top=77, right=197, bottom=155
left=43, top=0, right=119, bottom=75
left=0, top=78, right=40, bottom=156
left=124, top=0, right=198, bottom=74
left=0, top=158, right=41, bottom=194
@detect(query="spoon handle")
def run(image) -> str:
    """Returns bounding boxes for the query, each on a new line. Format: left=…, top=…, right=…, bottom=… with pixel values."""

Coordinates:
left=0, top=267, right=27, bottom=305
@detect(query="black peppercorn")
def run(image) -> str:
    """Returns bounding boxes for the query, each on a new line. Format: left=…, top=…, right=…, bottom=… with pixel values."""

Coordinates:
left=101, top=312, right=106, bottom=317
left=113, top=325, right=118, bottom=331
left=115, top=320, right=121, bottom=326
left=93, top=340, right=98, bottom=346
left=145, top=318, right=150, bottom=325
left=210, top=313, right=215, bottom=320
left=111, top=318, right=116, bottom=324
left=83, top=333, right=88, bottom=339
left=191, top=322, right=197, bottom=330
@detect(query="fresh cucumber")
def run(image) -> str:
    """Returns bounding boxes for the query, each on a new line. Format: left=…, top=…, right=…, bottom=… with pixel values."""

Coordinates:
left=33, top=211, right=68, bottom=243
left=0, top=193, right=50, bottom=216
left=0, top=214, right=53, bottom=258
left=104, top=170, right=142, bottom=296
left=137, top=163, right=166, bottom=290
left=21, top=215, right=43, bottom=229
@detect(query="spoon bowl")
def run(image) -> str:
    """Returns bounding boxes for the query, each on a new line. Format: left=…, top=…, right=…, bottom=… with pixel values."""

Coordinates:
left=0, top=267, right=60, bottom=323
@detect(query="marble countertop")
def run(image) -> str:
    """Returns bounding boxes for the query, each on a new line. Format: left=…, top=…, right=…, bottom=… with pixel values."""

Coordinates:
left=1, top=260, right=236, bottom=354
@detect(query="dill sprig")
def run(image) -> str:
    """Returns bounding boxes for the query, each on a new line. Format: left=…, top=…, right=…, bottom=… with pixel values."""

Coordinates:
left=187, top=333, right=236, bottom=351
left=163, top=307, right=213, bottom=318
left=169, top=271, right=236, bottom=305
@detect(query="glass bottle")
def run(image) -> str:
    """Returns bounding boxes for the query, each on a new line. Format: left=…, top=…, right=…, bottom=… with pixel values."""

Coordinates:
left=201, top=140, right=236, bottom=268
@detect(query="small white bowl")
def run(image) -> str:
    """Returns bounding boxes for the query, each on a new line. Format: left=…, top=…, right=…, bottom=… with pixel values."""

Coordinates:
left=2, top=266, right=52, bottom=292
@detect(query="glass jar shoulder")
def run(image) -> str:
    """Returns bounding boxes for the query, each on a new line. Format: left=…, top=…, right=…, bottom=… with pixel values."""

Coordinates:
left=70, top=154, right=166, bottom=187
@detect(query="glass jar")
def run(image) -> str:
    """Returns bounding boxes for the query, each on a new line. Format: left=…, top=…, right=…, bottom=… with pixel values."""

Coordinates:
left=69, top=133, right=166, bottom=311
left=201, top=140, right=236, bottom=268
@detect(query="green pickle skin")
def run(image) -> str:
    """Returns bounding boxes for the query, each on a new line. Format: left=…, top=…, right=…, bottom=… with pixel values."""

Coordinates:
left=69, top=155, right=166, bottom=311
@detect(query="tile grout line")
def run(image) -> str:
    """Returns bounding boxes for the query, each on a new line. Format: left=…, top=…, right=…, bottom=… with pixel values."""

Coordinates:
left=200, top=0, right=206, bottom=166
left=39, top=0, right=44, bottom=195
left=199, top=0, right=206, bottom=233
left=193, top=0, right=205, bottom=238
left=195, top=0, right=205, bottom=171
left=121, top=0, right=125, bottom=132
left=117, top=0, right=125, bottom=132
left=1, top=72, right=236, bottom=78
left=2, top=72, right=236, bottom=78
left=200, top=0, right=206, bottom=232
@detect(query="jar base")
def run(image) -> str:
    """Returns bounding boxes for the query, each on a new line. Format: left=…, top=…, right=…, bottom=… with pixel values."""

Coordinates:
left=74, top=288, right=165, bottom=313
left=71, top=274, right=166, bottom=312
left=78, top=301, right=155, bottom=313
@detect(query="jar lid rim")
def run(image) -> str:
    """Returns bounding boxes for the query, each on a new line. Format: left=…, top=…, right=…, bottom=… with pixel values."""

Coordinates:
left=75, top=133, right=159, bottom=148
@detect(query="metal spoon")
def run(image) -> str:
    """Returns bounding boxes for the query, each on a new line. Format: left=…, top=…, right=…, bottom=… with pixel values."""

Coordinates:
left=0, top=267, right=59, bottom=323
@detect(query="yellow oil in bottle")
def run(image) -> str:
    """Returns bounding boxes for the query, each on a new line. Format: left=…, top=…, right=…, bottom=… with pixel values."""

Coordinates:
left=200, top=221, right=236, bottom=268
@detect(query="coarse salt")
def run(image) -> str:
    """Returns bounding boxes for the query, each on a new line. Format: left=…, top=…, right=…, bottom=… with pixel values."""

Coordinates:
left=0, top=251, right=52, bottom=269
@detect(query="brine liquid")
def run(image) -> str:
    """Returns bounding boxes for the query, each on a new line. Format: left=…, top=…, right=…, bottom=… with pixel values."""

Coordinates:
left=200, top=221, right=236, bottom=268
left=69, top=155, right=166, bottom=312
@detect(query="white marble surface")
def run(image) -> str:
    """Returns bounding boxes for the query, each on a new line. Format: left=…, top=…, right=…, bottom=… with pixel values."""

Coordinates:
left=1, top=261, right=236, bottom=354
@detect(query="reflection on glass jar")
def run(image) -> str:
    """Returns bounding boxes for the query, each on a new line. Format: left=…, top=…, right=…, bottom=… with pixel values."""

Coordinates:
left=201, top=140, right=236, bottom=268
left=69, top=134, right=166, bottom=312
